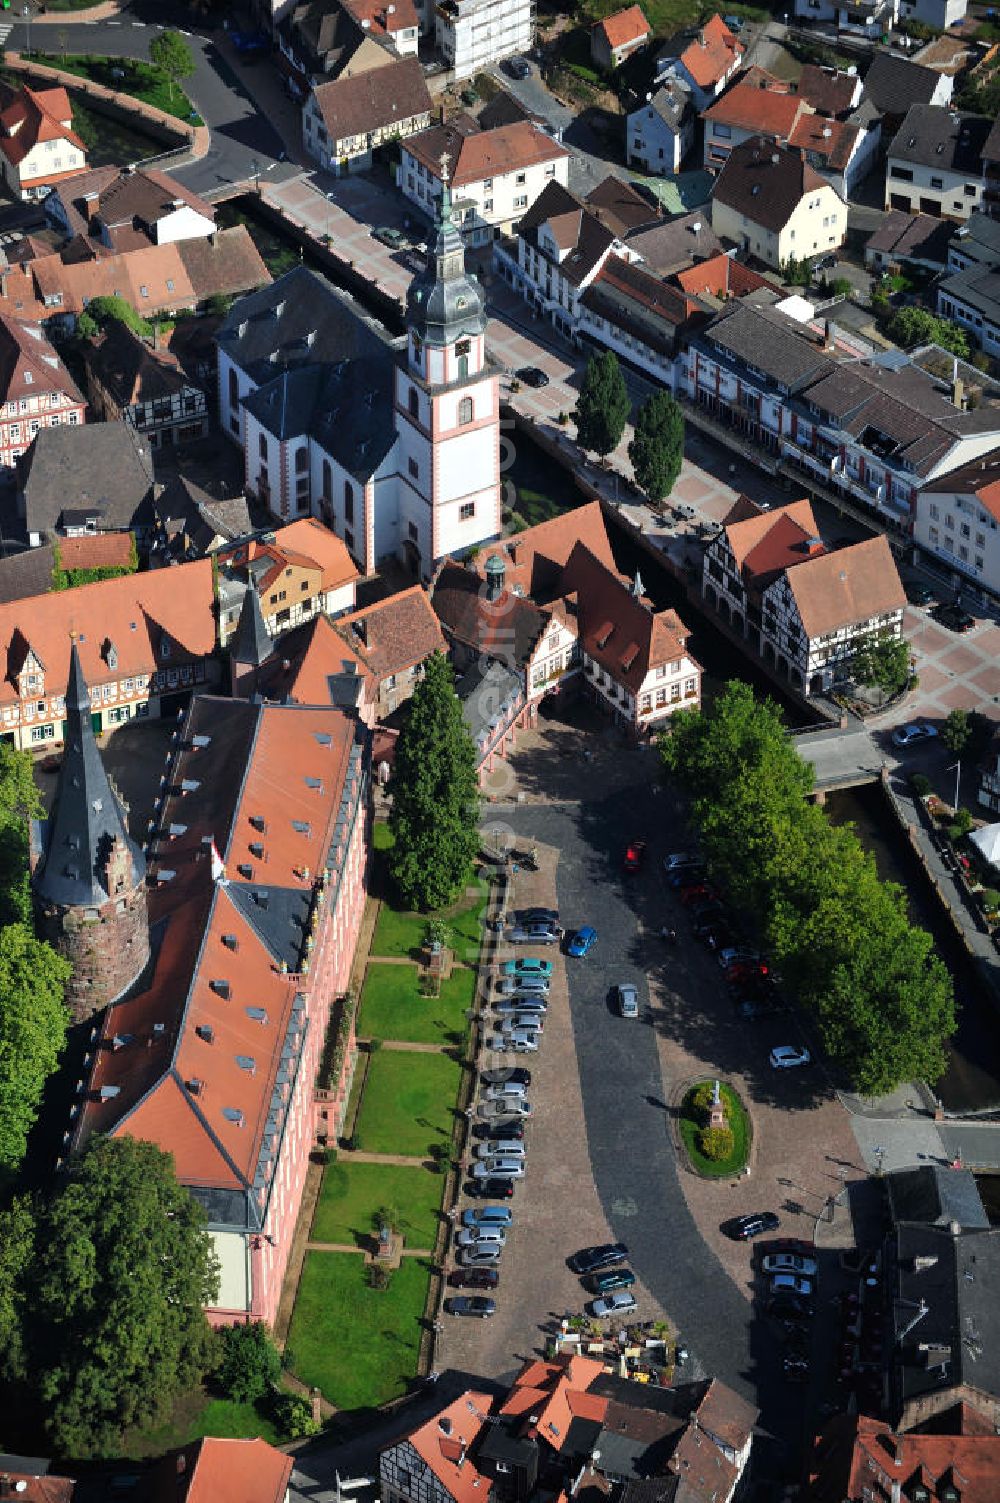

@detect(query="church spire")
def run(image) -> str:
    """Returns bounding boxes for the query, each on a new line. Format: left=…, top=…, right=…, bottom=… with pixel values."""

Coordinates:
left=32, top=642, right=146, bottom=910
left=405, top=149, right=487, bottom=350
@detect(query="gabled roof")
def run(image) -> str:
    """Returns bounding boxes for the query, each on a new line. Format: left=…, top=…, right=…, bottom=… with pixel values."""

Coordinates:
left=596, top=5, right=650, bottom=51
left=0, top=84, right=85, bottom=168
left=626, top=210, right=721, bottom=275
left=711, top=134, right=838, bottom=232
left=807, top=1411, right=1000, bottom=1503
left=783, top=533, right=905, bottom=639
left=431, top=562, right=548, bottom=666
left=478, top=500, right=617, bottom=600
left=0, top=312, right=82, bottom=408
left=403, top=1391, right=495, bottom=1503
left=404, top=118, right=567, bottom=187
left=242, top=357, right=396, bottom=479
left=311, top=57, right=431, bottom=143
left=76, top=696, right=367, bottom=1211
left=720, top=495, right=820, bottom=576
left=0, top=532, right=132, bottom=605
left=675, top=14, right=743, bottom=89
left=862, top=51, right=942, bottom=116
left=585, top=175, right=659, bottom=236
left=333, top=586, right=446, bottom=681
left=674, top=252, right=773, bottom=300
left=698, top=301, right=835, bottom=389
left=701, top=77, right=806, bottom=137
left=91, top=166, right=214, bottom=239
left=865, top=207, right=954, bottom=265
left=788, top=114, right=860, bottom=172
left=562, top=542, right=692, bottom=692
left=223, top=519, right=359, bottom=600
left=517, top=181, right=617, bottom=286
left=151, top=1437, right=292, bottom=1503
left=21, top=420, right=155, bottom=538
left=796, top=63, right=861, bottom=118
left=0, top=558, right=215, bottom=711
left=83, top=319, right=190, bottom=409
left=0, top=1461, right=74, bottom=1503
left=888, top=104, right=992, bottom=173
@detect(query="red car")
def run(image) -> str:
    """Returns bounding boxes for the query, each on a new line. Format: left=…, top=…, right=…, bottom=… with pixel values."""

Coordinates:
left=725, top=960, right=770, bottom=985
left=680, top=883, right=719, bottom=907
left=448, top=1268, right=500, bottom=1290
left=623, top=841, right=647, bottom=872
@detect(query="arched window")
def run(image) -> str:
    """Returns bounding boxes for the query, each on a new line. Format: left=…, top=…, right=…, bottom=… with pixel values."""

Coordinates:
left=322, top=459, right=332, bottom=499
left=409, top=387, right=419, bottom=418
left=295, top=447, right=308, bottom=473
left=458, top=396, right=473, bottom=425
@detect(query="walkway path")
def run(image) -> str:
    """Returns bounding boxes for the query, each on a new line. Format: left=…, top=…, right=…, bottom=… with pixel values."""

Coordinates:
left=306, top=1241, right=433, bottom=1257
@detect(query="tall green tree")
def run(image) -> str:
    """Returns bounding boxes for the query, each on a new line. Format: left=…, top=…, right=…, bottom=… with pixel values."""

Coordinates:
left=28, top=1137, right=219, bottom=1456
left=574, top=351, right=630, bottom=457
left=77, top=294, right=152, bottom=341
left=216, top=1321, right=281, bottom=1403
left=389, top=652, right=480, bottom=911
left=0, top=925, right=71, bottom=1170
left=941, top=708, right=971, bottom=758
left=0, top=1195, right=36, bottom=1381
left=149, top=29, right=196, bottom=102
left=885, top=306, right=969, bottom=359
left=0, top=741, right=42, bottom=925
left=628, top=390, right=685, bottom=501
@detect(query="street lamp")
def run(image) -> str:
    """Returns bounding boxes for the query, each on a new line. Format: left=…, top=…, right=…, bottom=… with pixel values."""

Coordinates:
left=249, top=157, right=260, bottom=193
left=873, top=1143, right=885, bottom=1177
left=947, top=760, right=961, bottom=814
left=22, top=5, right=31, bottom=58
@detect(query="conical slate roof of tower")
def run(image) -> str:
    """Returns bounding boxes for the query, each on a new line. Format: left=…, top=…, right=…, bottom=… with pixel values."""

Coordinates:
left=406, top=165, right=487, bottom=347
left=32, top=643, right=146, bottom=909
left=231, top=580, right=273, bottom=668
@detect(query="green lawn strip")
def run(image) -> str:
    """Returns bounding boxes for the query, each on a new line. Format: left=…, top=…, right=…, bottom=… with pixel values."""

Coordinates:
left=313, top=1159, right=445, bottom=1248
left=355, top=1049, right=461, bottom=1156
left=678, top=1083, right=749, bottom=1178
left=288, top=1251, right=429, bottom=1408
left=371, top=879, right=488, bottom=961
left=189, top=1398, right=281, bottom=1445
left=359, top=962, right=474, bottom=1045
left=120, top=1389, right=281, bottom=1458
left=373, top=821, right=394, bottom=852
left=33, top=53, right=203, bottom=124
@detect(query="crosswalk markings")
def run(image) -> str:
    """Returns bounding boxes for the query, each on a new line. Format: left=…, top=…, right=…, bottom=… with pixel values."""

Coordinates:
left=0, top=24, right=13, bottom=46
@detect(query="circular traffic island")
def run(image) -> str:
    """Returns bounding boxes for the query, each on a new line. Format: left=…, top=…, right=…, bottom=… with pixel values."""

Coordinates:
left=678, top=1080, right=751, bottom=1179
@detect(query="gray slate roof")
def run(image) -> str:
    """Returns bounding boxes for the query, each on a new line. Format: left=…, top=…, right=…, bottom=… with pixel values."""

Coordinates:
left=20, top=421, right=155, bottom=539
left=217, top=265, right=400, bottom=387
left=242, top=356, right=396, bottom=479
left=939, top=262, right=1000, bottom=324
left=31, top=644, right=146, bottom=909
left=887, top=1165, right=989, bottom=1230
left=625, top=209, right=721, bottom=274
left=950, top=211, right=1000, bottom=269
left=699, top=302, right=834, bottom=390
left=231, top=581, right=273, bottom=668
left=862, top=51, right=941, bottom=116
left=887, top=104, right=992, bottom=173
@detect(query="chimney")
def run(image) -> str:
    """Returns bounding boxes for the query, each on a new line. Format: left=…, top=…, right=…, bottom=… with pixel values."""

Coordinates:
left=823, top=318, right=834, bottom=352
left=952, top=377, right=965, bottom=410
left=698, top=28, right=706, bottom=44
left=485, top=553, right=505, bottom=602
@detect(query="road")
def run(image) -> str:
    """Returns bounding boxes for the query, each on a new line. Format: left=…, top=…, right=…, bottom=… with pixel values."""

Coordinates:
left=487, top=62, right=627, bottom=198
left=8, top=14, right=292, bottom=195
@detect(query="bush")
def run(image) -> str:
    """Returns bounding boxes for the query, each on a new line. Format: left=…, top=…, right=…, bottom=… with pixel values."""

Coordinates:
left=697, top=1125, right=734, bottom=1162
left=216, top=1322, right=281, bottom=1404
left=270, top=1390, right=321, bottom=1439
left=910, top=773, right=931, bottom=798
left=949, top=808, right=974, bottom=841
left=980, top=888, right=1000, bottom=910
left=366, top=1263, right=392, bottom=1291
left=689, top=1082, right=717, bottom=1124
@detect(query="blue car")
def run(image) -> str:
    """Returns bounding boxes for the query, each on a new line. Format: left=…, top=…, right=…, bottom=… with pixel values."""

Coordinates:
left=462, top=1206, right=514, bottom=1229
left=566, top=926, right=597, bottom=957
left=500, top=958, right=553, bottom=977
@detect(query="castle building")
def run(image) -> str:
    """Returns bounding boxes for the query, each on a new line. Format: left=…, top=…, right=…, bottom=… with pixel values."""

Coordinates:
left=29, top=644, right=149, bottom=1021
left=217, top=173, right=500, bottom=581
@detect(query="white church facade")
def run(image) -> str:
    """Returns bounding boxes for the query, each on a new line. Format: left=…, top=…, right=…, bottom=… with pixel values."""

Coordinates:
left=216, top=181, right=501, bottom=581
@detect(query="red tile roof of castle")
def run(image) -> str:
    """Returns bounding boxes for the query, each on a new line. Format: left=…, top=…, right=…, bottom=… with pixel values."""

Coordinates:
left=596, top=5, right=650, bottom=52
left=0, top=558, right=216, bottom=709
left=151, top=1437, right=293, bottom=1503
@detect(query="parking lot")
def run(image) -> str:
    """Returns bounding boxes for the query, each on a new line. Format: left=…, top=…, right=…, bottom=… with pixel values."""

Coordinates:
left=436, top=703, right=862, bottom=1470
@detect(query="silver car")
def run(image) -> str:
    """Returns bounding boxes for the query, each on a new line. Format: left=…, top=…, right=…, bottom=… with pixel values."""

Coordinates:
left=497, top=974, right=550, bottom=996
left=494, top=997, right=547, bottom=1015
left=478, top=1099, right=532, bottom=1120
left=455, top=1226, right=507, bottom=1246
left=472, top=1156, right=526, bottom=1178
left=509, top=924, right=559, bottom=945
left=490, top=1029, right=539, bottom=1053
left=500, top=1014, right=543, bottom=1034
left=459, top=1244, right=501, bottom=1266
left=616, top=984, right=639, bottom=1018
left=591, top=1291, right=638, bottom=1318
left=484, top=1082, right=528, bottom=1102
left=476, top=1139, right=526, bottom=1159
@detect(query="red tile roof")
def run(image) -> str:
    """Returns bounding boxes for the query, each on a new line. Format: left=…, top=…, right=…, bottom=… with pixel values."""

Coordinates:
left=784, top=534, right=905, bottom=638
left=674, top=251, right=773, bottom=299
left=75, top=696, right=363, bottom=1198
left=679, top=14, right=744, bottom=89
left=477, top=500, right=617, bottom=601
left=807, top=1412, right=1000, bottom=1503
left=701, top=77, right=806, bottom=136
left=0, top=1471, right=74, bottom=1503
left=0, top=558, right=216, bottom=710
left=597, top=5, right=650, bottom=51
left=57, top=533, right=134, bottom=572
left=343, top=0, right=420, bottom=32
left=561, top=542, right=693, bottom=693
left=404, top=118, right=568, bottom=187
left=0, top=311, right=82, bottom=409
left=222, top=518, right=359, bottom=598
left=788, top=113, right=860, bottom=172
left=152, top=1437, right=293, bottom=1503
left=405, top=1391, right=496, bottom=1503
left=721, top=496, right=819, bottom=573
left=972, top=476, right=1000, bottom=523
left=0, top=85, right=85, bottom=168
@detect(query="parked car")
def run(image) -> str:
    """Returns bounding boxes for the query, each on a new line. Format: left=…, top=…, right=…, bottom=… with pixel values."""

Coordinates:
left=462, top=1207, right=513, bottom=1230
left=520, top=907, right=559, bottom=924
left=472, top=1177, right=515, bottom=1198
left=725, top=960, right=771, bottom=985
left=478, top=1100, right=532, bottom=1120
left=718, top=946, right=762, bottom=970
left=616, top=984, right=639, bottom=1018
left=480, top=1119, right=525, bottom=1142
left=509, top=923, right=559, bottom=945
left=481, top=1068, right=531, bottom=1088
left=566, top=926, right=598, bottom=957
left=763, top=1252, right=818, bottom=1277
left=569, top=1243, right=629, bottom=1275
left=473, top=1156, right=525, bottom=1179
left=373, top=226, right=408, bottom=250
left=667, top=864, right=706, bottom=888
left=892, top=721, right=937, bottom=748
left=492, top=1029, right=540, bottom=1053
left=516, top=366, right=549, bottom=388
left=458, top=1244, right=502, bottom=1266
left=448, top=1266, right=500, bottom=1288
left=484, top=1082, right=528, bottom=1102
left=446, top=1296, right=496, bottom=1317
left=476, top=1140, right=525, bottom=1159
left=497, top=974, right=550, bottom=996
left=589, top=1267, right=636, bottom=1295
left=623, top=841, right=646, bottom=872
left=456, top=1225, right=507, bottom=1245
left=591, top=1291, right=638, bottom=1319
left=732, top=1212, right=780, bottom=1240
left=770, top=1046, right=811, bottom=1070
left=680, top=883, right=719, bottom=907
left=768, top=1294, right=812, bottom=1321
left=494, top=998, right=547, bottom=1016
left=905, top=580, right=935, bottom=606
left=663, top=852, right=698, bottom=873
left=505, top=54, right=531, bottom=77
left=499, top=1014, right=543, bottom=1035
left=500, top=958, right=553, bottom=977
left=735, top=995, right=783, bottom=1021
left=932, top=601, right=975, bottom=632
left=771, top=1272, right=814, bottom=1297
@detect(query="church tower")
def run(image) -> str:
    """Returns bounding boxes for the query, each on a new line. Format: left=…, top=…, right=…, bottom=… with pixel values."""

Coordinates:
left=397, top=159, right=501, bottom=578
left=30, top=645, right=149, bottom=1022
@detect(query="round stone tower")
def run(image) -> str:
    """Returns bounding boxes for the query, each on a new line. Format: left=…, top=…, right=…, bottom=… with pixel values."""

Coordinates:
left=30, top=644, right=149, bottom=1022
